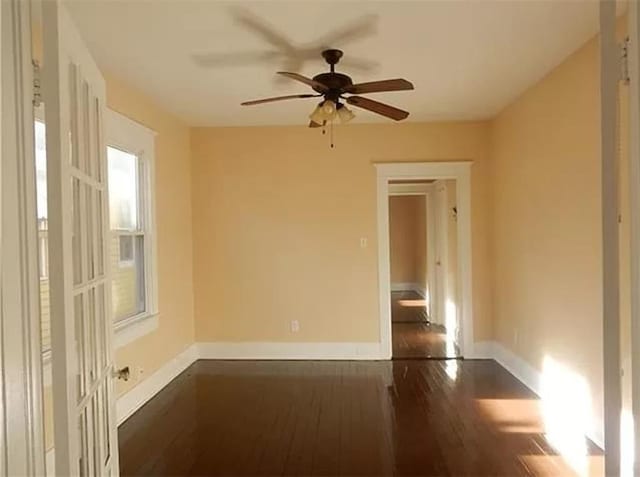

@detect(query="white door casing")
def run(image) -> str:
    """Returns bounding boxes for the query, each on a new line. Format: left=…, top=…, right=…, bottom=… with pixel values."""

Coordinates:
left=626, top=0, right=640, bottom=474
left=1, top=0, right=47, bottom=474
left=42, top=2, right=118, bottom=475
left=376, top=162, right=473, bottom=358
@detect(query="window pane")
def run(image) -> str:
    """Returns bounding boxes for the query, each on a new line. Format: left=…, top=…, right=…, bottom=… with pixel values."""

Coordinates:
left=107, top=147, right=139, bottom=231
left=35, top=120, right=51, bottom=353
left=111, top=234, right=145, bottom=321
left=35, top=121, right=47, bottom=221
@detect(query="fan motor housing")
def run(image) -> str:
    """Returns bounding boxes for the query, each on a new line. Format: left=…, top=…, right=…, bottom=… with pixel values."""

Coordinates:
left=312, top=72, right=353, bottom=96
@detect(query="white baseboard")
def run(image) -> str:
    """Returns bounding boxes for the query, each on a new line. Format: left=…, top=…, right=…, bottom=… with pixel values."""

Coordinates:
left=116, top=343, right=198, bottom=425
left=391, top=282, right=427, bottom=298
left=390, top=282, right=419, bottom=292
left=484, top=340, right=604, bottom=450
left=197, top=341, right=384, bottom=360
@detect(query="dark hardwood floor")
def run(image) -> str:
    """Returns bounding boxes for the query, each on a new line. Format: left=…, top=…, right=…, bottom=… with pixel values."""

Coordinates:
left=391, top=291, right=460, bottom=359
left=119, top=360, right=603, bottom=476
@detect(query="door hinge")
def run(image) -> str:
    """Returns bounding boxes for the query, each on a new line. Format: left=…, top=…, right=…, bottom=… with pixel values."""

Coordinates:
left=32, top=60, right=42, bottom=107
left=620, top=37, right=630, bottom=84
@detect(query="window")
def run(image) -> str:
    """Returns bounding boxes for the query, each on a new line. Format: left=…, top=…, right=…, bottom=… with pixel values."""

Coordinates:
left=106, top=110, right=158, bottom=345
left=35, top=110, right=158, bottom=355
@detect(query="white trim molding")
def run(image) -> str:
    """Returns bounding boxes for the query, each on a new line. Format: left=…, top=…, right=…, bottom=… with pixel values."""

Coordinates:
left=197, top=341, right=384, bottom=361
left=375, top=161, right=473, bottom=359
left=600, top=2, right=622, bottom=474
left=627, top=2, right=640, bottom=473
left=388, top=182, right=432, bottom=195
left=116, top=343, right=198, bottom=425
left=1, top=0, right=46, bottom=473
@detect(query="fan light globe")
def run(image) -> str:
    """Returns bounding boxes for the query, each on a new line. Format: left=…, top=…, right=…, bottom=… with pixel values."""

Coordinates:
left=322, top=100, right=337, bottom=117
left=337, top=105, right=355, bottom=123
left=309, top=104, right=325, bottom=124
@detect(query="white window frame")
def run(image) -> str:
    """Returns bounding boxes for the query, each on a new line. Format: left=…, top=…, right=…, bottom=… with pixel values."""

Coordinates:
left=105, top=109, right=158, bottom=348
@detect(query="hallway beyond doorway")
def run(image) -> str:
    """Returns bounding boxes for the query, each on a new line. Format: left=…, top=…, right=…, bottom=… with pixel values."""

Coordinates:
left=391, top=291, right=460, bottom=359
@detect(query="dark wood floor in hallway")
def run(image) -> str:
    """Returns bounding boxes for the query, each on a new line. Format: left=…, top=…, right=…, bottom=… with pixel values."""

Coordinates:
left=118, top=360, right=603, bottom=476
left=391, top=290, right=459, bottom=359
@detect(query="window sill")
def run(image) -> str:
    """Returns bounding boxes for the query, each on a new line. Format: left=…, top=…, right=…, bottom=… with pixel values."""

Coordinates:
left=114, top=312, right=159, bottom=349
left=40, top=313, right=158, bottom=388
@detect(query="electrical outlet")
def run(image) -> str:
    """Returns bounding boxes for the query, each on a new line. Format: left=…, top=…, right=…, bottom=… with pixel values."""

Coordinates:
left=360, top=237, right=368, bottom=248
left=290, top=320, right=300, bottom=333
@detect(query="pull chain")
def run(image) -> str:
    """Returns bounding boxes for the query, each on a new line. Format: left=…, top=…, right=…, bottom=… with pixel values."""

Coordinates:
left=330, top=120, right=334, bottom=148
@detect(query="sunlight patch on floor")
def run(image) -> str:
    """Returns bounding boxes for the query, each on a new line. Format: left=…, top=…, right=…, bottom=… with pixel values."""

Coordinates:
left=397, top=299, right=426, bottom=307
left=476, top=398, right=544, bottom=433
left=519, top=454, right=603, bottom=477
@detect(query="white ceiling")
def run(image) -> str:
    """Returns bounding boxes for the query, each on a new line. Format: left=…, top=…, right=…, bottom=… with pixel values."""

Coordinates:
left=66, top=1, right=603, bottom=127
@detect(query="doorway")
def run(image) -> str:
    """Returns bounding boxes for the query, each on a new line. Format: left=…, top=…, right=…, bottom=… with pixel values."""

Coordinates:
left=375, top=162, right=473, bottom=360
left=388, top=180, right=460, bottom=359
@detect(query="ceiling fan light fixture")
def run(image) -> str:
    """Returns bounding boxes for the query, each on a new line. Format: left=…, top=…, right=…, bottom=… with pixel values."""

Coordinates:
left=337, top=104, right=355, bottom=123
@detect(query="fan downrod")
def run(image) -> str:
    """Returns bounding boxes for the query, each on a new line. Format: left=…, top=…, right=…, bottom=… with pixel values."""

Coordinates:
left=322, top=49, right=343, bottom=72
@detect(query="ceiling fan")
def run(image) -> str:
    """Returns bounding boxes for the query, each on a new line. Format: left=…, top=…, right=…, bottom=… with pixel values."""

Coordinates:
left=241, top=49, right=414, bottom=128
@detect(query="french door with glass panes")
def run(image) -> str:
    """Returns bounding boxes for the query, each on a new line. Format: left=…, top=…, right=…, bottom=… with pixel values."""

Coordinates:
left=42, top=1, right=119, bottom=475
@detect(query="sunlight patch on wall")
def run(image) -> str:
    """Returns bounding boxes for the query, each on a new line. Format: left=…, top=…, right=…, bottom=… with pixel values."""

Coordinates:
left=621, top=409, right=635, bottom=477
left=445, top=359, right=458, bottom=380
left=445, top=299, right=458, bottom=357
left=541, top=356, right=594, bottom=476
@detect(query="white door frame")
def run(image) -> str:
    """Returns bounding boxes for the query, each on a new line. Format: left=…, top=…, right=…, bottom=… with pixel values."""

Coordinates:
left=0, top=0, right=47, bottom=474
left=375, top=161, right=473, bottom=358
left=627, top=0, right=640, bottom=474
left=387, top=182, right=434, bottom=317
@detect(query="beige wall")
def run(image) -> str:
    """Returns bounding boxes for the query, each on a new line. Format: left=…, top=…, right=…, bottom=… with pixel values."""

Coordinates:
left=191, top=122, right=493, bottom=343
left=389, top=195, right=426, bottom=286
left=490, top=30, right=607, bottom=440
left=106, top=74, right=195, bottom=395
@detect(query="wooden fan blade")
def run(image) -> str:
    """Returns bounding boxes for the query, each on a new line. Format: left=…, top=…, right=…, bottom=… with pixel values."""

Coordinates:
left=309, top=120, right=325, bottom=128
left=344, top=78, right=414, bottom=94
left=346, top=96, right=409, bottom=121
left=241, top=94, right=318, bottom=106
left=277, top=72, right=328, bottom=92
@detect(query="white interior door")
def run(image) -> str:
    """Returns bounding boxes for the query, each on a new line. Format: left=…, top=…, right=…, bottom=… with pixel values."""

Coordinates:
left=42, top=2, right=118, bottom=475
left=425, top=189, right=437, bottom=321
left=432, top=181, right=449, bottom=327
